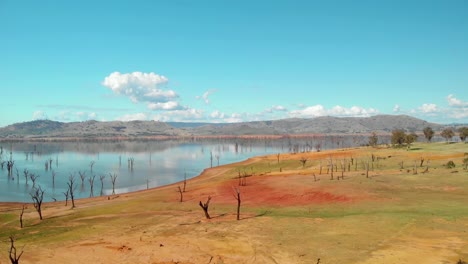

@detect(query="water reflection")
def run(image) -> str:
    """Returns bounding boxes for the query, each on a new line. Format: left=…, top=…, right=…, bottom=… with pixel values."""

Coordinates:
left=0, top=136, right=388, bottom=202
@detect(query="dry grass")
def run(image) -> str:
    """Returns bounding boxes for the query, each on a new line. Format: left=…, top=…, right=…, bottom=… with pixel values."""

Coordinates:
left=1, top=142, right=468, bottom=263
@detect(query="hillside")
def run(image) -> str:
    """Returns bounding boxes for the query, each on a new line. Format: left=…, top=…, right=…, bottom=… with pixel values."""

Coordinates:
left=0, top=115, right=446, bottom=139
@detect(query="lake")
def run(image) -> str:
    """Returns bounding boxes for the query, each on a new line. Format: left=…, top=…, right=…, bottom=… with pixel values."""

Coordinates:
left=0, top=135, right=383, bottom=202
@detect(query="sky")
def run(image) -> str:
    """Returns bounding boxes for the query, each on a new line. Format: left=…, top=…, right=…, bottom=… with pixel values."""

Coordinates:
left=0, top=0, right=467, bottom=126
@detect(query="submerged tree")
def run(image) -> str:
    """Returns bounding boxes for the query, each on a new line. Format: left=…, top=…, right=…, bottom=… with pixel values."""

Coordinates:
left=109, top=173, right=118, bottom=195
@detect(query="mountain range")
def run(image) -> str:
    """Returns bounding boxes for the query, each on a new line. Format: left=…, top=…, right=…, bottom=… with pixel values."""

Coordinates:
left=0, top=115, right=456, bottom=140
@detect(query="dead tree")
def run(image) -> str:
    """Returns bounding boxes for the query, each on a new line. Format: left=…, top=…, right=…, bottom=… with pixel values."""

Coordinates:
left=19, top=205, right=25, bottom=228
left=99, top=175, right=105, bottom=196
left=300, top=157, right=308, bottom=168
left=127, top=158, right=135, bottom=171
left=49, top=158, right=53, bottom=169
left=23, top=169, right=29, bottom=185
left=109, top=173, right=118, bottom=195
left=420, top=157, right=425, bottom=167
left=67, top=175, right=76, bottom=208
left=413, top=161, right=418, bottom=175
left=210, top=151, right=213, bottom=168
left=88, top=175, right=95, bottom=197
left=78, top=171, right=86, bottom=192
left=7, top=160, right=14, bottom=176
left=365, top=160, right=370, bottom=178
left=276, top=153, right=280, bottom=164
left=44, top=160, right=48, bottom=171
left=177, top=186, right=183, bottom=202
left=199, top=196, right=212, bottom=219
left=63, top=189, right=69, bottom=206
left=234, top=187, right=241, bottom=220
left=340, top=159, right=345, bottom=180
left=8, top=236, right=24, bottom=264
left=183, top=170, right=187, bottom=192
left=89, top=161, right=95, bottom=172
left=29, top=173, right=39, bottom=189
left=30, top=185, right=45, bottom=220
left=319, top=160, right=323, bottom=174
left=51, top=170, right=56, bottom=188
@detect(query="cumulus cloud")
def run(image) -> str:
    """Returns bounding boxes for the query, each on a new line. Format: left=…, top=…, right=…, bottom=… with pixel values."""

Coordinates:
left=102, top=71, right=177, bottom=104
left=116, top=113, right=148, bottom=121
left=418, top=103, right=438, bottom=113
left=153, top=108, right=204, bottom=122
left=265, top=105, right=287, bottom=113
left=224, top=113, right=243, bottom=123
left=147, top=101, right=184, bottom=110
left=76, top=112, right=97, bottom=121
left=32, top=110, right=47, bottom=120
left=289, top=104, right=378, bottom=118
left=447, top=94, right=468, bottom=107
left=393, top=104, right=401, bottom=113
left=196, top=89, right=217, bottom=104
left=210, top=110, right=225, bottom=119
left=445, top=94, right=468, bottom=119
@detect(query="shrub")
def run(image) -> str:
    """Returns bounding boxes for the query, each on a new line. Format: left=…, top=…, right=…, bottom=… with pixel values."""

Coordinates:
left=446, top=161, right=456, bottom=169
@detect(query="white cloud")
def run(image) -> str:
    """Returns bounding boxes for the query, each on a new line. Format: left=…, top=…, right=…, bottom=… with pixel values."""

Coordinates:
left=32, top=110, right=47, bottom=120
left=152, top=108, right=204, bottom=122
left=393, top=104, right=400, bottom=113
left=449, top=108, right=468, bottom=119
left=116, top=113, right=148, bottom=121
left=196, top=89, right=217, bottom=104
left=418, top=103, right=438, bottom=113
left=147, top=101, right=184, bottom=110
left=102, top=71, right=177, bottom=104
left=289, top=104, right=378, bottom=118
left=88, top=112, right=97, bottom=119
left=447, top=94, right=468, bottom=107
left=210, top=110, right=225, bottom=119
left=265, top=105, right=287, bottom=113
left=224, top=113, right=243, bottom=123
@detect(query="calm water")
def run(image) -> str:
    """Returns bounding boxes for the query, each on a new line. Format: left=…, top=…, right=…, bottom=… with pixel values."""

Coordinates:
left=0, top=136, right=380, bottom=202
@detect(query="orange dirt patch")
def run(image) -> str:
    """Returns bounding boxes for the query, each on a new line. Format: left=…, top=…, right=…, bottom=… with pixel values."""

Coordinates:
left=215, top=174, right=357, bottom=206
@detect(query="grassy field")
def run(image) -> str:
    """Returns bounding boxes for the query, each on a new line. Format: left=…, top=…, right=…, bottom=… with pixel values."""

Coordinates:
left=0, top=142, right=467, bottom=263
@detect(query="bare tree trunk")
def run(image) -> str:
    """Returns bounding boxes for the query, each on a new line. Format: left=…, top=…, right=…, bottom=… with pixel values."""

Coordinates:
left=30, top=186, right=45, bottom=220
left=88, top=175, right=95, bottom=197
left=177, top=186, right=183, bottom=202
left=234, top=188, right=241, bottom=220
left=67, top=175, right=76, bottom=208
left=9, top=236, right=23, bottom=264
left=183, top=171, right=187, bottom=192
left=199, top=196, right=212, bottom=219
left=19, top=205, right=25, bottom=228
left=109, top=173, right=118, bottom=195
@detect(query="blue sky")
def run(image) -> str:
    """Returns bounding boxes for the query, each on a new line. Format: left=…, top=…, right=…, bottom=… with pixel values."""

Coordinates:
left=1, top=0, right=467, bottom=126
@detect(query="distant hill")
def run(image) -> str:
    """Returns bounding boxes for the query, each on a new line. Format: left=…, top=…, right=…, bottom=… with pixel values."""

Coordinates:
left=188, top=115, right=444, bottom=135
left=0, top=115, right=449, bottom=139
